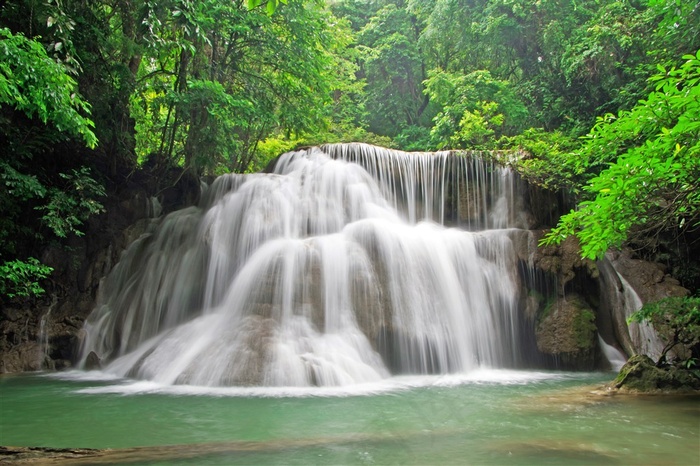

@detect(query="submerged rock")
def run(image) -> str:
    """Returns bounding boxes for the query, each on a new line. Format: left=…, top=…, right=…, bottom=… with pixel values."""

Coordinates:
left=612, top=355, right=700, bottom=392
left=0, top=446, right=104, bottom=463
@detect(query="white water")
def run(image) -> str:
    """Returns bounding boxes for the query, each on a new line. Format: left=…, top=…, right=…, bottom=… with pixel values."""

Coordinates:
left=50, top=369, right=575, bottom=398
left=616, top=272, right=665, bottom=361
left=79, top=144, right=535, bottom=387
left=598, top=335, right=626, bottom=371
left=37, top=296, right=58, bottom=369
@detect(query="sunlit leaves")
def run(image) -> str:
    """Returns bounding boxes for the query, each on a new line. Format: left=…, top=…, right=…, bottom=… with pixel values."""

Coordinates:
left=247, top=0, right=288, bottom=15
left=543, top=51, right=700, bottom=259
left=424, top=69, right=528, bottom=149
left=0, top=258, right=53, bottom=299
left=0, top=28, right=97, bottom=148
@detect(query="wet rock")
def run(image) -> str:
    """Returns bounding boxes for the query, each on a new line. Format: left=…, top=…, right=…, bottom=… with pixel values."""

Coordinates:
left=609, top=250, right=689, bottom=304
left=0, top=341, right=42, bottom=373
left=535, top=294, right=598, bottom=370
left=612, top=354, right=700, bottom=392
left=533, top=236, right=598, bottom=294
left=85, top=351, right=101, bottom=370
left=0, top=446, right=104, bottom=463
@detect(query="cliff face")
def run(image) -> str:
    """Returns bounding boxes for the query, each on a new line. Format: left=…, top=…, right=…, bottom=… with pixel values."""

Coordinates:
left=0, top=169, right=200, bottom=374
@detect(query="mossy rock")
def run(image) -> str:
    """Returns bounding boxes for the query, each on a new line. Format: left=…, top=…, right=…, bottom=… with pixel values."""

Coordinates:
left=535, top=294, right=598, bottom=369
left=613, top=355, right=700, bottom=392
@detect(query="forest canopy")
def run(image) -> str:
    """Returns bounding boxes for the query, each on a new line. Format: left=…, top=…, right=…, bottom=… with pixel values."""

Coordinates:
left=1, top=0, right=699, bottom=298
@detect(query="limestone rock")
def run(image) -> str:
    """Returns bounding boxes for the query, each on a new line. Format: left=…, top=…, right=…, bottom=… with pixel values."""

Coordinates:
left=534, top=236, right=598, bottom=293
left=85, top=351, right=102, bottom=370
left=609, top=250, right=689, bottom=304
left=535, top=294, right=598, bottom=370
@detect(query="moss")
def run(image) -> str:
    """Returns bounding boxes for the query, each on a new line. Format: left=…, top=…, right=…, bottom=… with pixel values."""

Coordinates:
left=536, top=297, right=556, bottom=325
left=573, top=309, right=596, bottom=349
left=535, top=294, right=598, bottom=369
left=613, top=355, right=700, bottom=392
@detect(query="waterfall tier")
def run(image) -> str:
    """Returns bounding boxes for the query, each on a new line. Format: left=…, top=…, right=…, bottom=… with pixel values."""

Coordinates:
left=80, top=143, right=537, bottom=387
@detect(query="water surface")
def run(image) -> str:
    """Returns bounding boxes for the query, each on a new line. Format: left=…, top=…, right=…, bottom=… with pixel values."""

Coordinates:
left=1, top=370, right=698, bottom=464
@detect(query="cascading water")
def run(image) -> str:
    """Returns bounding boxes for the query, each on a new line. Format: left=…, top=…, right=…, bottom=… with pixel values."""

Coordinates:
left=597, top=255, right=665, bottom=364
left=617, top=273, right=665, bottom=362
left=79, top=143, right=537, bottom=387
left=37, top=296, right=58, bottom=369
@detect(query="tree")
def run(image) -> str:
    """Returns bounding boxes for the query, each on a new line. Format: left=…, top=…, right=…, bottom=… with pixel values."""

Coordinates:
left=425, top=69, right=528, bottom=149
left=132, top=0, right=346, bottom=174
left=0, top=28, right=102, bottom=299
left=628, top=297, right=700, bottom=369
left=543, top=51, right=700, bottom=260
left=351, top=3, right=433, bottom=138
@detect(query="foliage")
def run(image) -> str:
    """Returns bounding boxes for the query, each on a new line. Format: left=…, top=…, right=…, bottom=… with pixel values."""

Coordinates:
left=0, top=27, right=96, bottom=147
left=247, top=0, right=288, bottom=15
left=357, top=4, right=426, bottom=137
left=0, top=25, right=104, bottom=300
left=425, top=69, right=528, bottom=149
left=36, top=167, right=106, bottom=238
left=499, top=128, right=580, bottom=191
left=543, top=51, right=700, bottom=260
left=129, top=0, right=348, bottom=174
left=628, top=297, right=700, bottom=368
left=394, top=125, right=432, bottom=151
left=0, top=258, right=53, bottom=299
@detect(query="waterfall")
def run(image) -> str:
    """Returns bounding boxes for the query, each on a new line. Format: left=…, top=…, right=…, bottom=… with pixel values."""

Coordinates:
left=37, top=296, right=58, bottom=370
left=617, top=273, right=665, bottom=362
left=598, top=335, right=627, bottom=371
left=79, top=143, right=535, bottom=387
left=598, top=256, right=665, bottom=362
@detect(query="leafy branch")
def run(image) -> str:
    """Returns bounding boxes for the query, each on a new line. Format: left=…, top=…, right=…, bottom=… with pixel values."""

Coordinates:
left=542, top=50, right=700, bottom=259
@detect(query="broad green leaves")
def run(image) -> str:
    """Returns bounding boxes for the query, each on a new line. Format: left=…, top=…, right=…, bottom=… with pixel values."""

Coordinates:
left=543, top=50, right=700, bottom=259
left=247, top=0, right=288, bottom=16
left=0, top=28, right=97, bottom=148
left=0, top=258, right=53, bottom=299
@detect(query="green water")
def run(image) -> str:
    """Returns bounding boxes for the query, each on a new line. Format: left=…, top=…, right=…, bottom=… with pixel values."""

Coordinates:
left=1, top=371, right=698, bottom=465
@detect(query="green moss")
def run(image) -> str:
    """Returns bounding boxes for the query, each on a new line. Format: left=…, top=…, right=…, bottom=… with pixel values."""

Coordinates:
left=573, top=308, right=596, bottom=349
left=613, top=355, right=700, bottom=392
left=536, top=297, right=556, bottom=325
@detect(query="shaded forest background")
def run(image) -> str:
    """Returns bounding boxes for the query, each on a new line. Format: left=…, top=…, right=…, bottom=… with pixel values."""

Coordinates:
left=1, top=0, right=699, bottom=306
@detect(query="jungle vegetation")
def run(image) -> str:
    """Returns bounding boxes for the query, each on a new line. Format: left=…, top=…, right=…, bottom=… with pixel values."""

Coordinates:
left=1, top=0, right=698, bottom=310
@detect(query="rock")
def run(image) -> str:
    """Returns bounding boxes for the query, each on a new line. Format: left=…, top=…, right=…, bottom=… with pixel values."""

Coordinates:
left=0, top=446, right=104, bottom=462
left=612, top=354, right=700, bottom=392
left=533, top=236, right=598, bottom=294
left=85, top=351, right=102, bottom=370
left=0, top=341, right=42, bottom=373
left=609, top=250, right=689, bottom=304
left=535, top=294, right=598, bottom=370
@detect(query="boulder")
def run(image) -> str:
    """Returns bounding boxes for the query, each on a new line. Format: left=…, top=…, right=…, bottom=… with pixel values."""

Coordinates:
left=535, top=294, right=598, bottom=370
left=612, top=354, right=700, bottom=392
